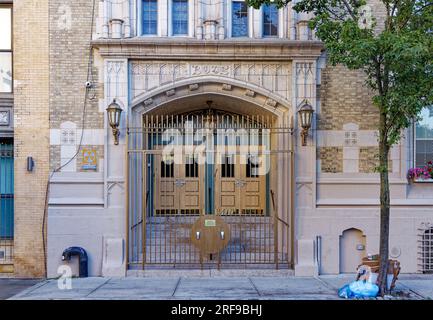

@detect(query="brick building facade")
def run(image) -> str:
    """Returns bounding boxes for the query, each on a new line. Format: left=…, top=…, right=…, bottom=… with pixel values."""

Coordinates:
left=1, top=0, right=432, bottom=278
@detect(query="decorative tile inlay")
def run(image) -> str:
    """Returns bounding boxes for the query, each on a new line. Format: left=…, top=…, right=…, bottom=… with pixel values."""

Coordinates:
left=0, top=110, right=9, bottom=125
left=81, top=147, right=97, bottom=171
left=61, top=128, right=76, bottom=145
left=344, top=131, right=358, bottom=146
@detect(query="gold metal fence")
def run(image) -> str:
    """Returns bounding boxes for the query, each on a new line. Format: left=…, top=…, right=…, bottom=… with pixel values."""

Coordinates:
left=127, top=110, right=293, bottom=269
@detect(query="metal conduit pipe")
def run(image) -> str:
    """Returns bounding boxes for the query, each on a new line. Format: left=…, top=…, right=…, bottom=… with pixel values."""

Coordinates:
left=62, top=246, right=88, bottom=278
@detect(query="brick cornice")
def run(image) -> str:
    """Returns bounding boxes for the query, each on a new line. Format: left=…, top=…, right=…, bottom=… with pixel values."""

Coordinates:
left=92, top=38, right=324, bottom=61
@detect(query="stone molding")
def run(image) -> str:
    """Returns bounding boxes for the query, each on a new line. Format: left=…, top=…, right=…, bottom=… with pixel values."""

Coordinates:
left=130, top=61, right=293, bottom=102
left=92, top=39, right=323, bottom=60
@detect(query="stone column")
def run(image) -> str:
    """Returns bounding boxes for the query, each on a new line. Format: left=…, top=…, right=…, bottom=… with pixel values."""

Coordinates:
left=122, top=0, right=131, bottom=37
left=102, top=0, right=109, bottom=37
left=252, top=7, right=262, bottom=38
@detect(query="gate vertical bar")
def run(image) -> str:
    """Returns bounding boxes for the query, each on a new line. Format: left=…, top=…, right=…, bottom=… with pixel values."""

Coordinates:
left=125, top=120, right=130, bottom=270
left=141, top=116, right=146, bottom=270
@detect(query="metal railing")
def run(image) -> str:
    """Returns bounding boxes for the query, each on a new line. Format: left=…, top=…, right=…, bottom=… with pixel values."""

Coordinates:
left=127, top=110, right=293, bottom=269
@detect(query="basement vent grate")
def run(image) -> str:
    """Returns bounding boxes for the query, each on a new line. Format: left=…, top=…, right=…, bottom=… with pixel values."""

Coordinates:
left=419, top=227, right=433, bottom=273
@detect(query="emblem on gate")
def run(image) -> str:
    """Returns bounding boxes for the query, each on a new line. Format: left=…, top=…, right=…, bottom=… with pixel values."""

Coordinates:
left=191, top=216, right=230, bottom=258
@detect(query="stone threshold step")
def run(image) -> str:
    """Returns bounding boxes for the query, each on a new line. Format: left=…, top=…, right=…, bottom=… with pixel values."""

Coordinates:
left=127, top=268, right=294, bottom=277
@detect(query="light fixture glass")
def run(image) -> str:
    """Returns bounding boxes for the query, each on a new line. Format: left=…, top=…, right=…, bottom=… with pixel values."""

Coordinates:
left=298, top=101, right=314, bottom=146
left=106, top=99, right=123, bottom=145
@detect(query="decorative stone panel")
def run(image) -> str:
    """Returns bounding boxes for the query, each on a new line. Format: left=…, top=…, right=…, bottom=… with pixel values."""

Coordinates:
left=359, top=147, right=393, bottom=173
left=359, top=147, right=379, bottom=173
left=318, top=147, right=343, bottom=173
left=130, top=61, right=292, bottom=101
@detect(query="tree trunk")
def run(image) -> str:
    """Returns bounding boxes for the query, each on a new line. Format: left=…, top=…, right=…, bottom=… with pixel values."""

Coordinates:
left=378, top=111, right=390, bottom=296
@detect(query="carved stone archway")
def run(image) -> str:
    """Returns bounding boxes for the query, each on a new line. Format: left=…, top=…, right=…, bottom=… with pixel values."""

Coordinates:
left=130, top=77, right=293, bottom=126
left=126, top=78, right=296, bottom=269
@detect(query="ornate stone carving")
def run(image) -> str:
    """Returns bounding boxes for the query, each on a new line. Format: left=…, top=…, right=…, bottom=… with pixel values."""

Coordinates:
left=189, top=84, right=199, bottom=91
left=130, top=61, right=291, bottom=100
left=245, top=90, right=256, bottom=97
left=191, top=64, right=230, bottom=76
left=166, top=89, right=176, bottom=97
left=144, top=98, right=153, bottom=106
left=107, top=61, right=124, bottom=75
left=266, top=99, right=277, bottom=108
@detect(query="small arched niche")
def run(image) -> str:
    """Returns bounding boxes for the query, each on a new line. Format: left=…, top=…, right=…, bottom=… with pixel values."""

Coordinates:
left=339, top=228, right=366, bottom=273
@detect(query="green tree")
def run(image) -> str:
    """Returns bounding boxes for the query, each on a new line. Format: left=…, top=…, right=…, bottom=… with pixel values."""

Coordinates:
left=247, top=0, right=433, bottom=295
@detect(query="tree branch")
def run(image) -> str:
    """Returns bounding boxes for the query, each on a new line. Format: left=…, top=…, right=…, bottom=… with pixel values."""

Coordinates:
left=414, top=2, right=433, bottom=15
left=323, top=6, right=348, bottom=21
left=341, top=0, right=357, bottom=20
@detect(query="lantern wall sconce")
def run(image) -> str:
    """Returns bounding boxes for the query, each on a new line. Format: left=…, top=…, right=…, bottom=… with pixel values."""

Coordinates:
left=298, top=101, right=314, bottom=146
left=106, top=99, right=123, bottom=145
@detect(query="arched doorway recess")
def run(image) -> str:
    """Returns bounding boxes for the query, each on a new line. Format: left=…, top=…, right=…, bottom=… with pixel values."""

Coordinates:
left=127, top=81, right=294, bottom=270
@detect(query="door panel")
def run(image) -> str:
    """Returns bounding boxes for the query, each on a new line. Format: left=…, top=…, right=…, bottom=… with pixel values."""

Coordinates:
left=240, top=153, right=266, bottom=214
left=214, top=151, right=266, bottom=215
left=154, top=152, right=204, bottom=215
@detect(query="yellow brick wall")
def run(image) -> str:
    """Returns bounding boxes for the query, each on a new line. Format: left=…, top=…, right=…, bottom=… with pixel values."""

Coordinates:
left=13, top=0, right=49, bottom=278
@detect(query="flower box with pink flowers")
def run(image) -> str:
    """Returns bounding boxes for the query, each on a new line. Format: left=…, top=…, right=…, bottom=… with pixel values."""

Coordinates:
left=407, top=161, right=433, bottom=183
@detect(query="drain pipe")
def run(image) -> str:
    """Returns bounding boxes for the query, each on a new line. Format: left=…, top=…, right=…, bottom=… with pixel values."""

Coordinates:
left=316, top=235, right=322, bottom=275
left=62, top=246, right=88, bottom=277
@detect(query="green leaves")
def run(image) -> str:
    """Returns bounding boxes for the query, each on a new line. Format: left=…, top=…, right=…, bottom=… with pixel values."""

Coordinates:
left=247, top=0, right=433, bottom=147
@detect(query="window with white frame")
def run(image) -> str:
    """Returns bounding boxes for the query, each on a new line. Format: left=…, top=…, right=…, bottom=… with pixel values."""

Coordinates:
left=232, top=1, right=248, bottom=37
left=421, top=227, right=433, bottom=273
left=262, top=3, right=278, bottom=37
left=415, top=106, right=433, bottom=168
left=172, top=0, right=188, bottom=36
left=0, top=5, right=12, bottom=93
left=142, top=0, right=158, bottom=35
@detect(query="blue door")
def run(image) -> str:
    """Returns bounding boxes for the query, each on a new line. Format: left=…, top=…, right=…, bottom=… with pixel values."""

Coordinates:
left=0, top=142, right=13, bottom=239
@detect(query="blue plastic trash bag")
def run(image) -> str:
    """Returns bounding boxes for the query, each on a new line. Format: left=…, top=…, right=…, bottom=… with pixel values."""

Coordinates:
left=338, top=284, right=353, bottom=299
left=338, top=280, right=379, bottom=299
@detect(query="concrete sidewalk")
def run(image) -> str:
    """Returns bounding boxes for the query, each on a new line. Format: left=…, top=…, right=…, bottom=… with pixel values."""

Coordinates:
left=0, top=279, right=42, bottom=300
left=8, top=273, right=432, bottom=300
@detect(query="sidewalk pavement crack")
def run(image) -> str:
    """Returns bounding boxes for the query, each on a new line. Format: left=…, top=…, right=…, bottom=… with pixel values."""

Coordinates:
left=248, top=277, right=261, bottom=296
left=172, top=277, right=182, bottom=297
left=314, top=276, right=338, bottom=292
left=10, top=280, right=50, bottom=299
left=84, top=278, right=112, bottom=298
left=398, top=282, right=426, bottom=300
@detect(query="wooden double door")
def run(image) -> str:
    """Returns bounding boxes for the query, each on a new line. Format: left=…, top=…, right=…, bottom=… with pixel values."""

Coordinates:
left=153, top=150, right=267, bottom=215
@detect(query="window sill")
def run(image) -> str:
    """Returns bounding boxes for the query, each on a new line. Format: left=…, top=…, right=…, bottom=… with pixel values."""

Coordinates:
left=412, top=178, right=433, bottom=183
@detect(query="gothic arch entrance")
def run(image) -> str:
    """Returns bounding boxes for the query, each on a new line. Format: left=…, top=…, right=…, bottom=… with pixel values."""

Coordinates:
left=127, top=86, right=294, bottom=269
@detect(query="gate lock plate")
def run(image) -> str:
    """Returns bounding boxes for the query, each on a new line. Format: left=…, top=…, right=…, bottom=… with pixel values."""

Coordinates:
left=191, top=216, right=230, bottom=255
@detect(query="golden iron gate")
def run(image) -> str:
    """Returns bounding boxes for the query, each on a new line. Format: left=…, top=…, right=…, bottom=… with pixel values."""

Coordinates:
left=127, top=110, right=294, bottom=269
